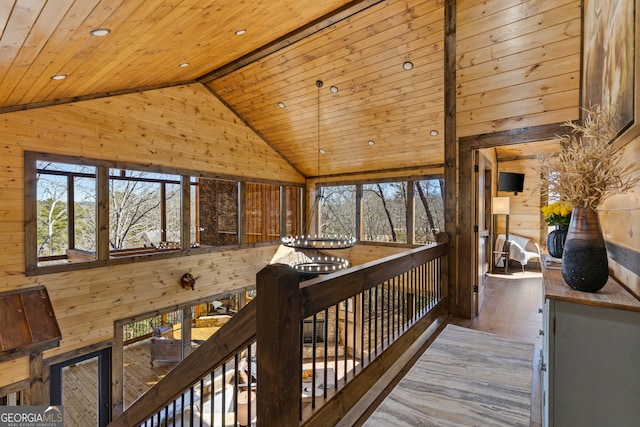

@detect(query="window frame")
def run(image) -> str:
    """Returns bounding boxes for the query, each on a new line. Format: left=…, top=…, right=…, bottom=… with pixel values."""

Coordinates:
left=24, top=152, right=303, bottom=276
left=317, top=173, right=444, bottom=246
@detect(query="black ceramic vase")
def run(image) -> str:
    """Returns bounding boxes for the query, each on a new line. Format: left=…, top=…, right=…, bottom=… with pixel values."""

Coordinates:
left=546, top=226, right=568, bottom=258
left=561, top=208, right=608, bottom=292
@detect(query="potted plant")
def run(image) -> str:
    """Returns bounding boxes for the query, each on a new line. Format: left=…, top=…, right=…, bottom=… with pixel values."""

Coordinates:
left=538, top=105, right=639, bottom=292
left=541, top=201, right=572, bottom=258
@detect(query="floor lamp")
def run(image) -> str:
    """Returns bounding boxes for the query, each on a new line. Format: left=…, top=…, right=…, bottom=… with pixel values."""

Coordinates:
left=492, top=196, right=510, bottom=273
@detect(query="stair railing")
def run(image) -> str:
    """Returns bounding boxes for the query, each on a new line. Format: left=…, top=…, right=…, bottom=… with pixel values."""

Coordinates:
left=109, top=238, right=448, bottom=426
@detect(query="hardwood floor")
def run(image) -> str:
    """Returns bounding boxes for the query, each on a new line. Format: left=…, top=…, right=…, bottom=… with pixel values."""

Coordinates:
left=364, top=324, right=535, bottom=427
left=449, top=267, right=543, bottom=427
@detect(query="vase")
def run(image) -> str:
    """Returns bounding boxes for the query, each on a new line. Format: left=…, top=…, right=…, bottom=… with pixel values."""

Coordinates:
left=561, top=208, right=609, bottom=292
left=546, top=225, right=568, bottom=258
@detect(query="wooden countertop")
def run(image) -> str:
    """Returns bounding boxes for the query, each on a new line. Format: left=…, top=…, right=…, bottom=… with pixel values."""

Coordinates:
left=542, top=255, right=640, bottom=312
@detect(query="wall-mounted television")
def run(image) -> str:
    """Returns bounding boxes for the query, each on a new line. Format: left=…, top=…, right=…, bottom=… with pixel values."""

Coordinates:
left=497, top=172, right=524, bottom=194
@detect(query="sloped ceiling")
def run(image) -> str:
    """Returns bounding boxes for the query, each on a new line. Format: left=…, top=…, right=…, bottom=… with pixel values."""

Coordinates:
left=0, top=0, right=445, bottom=178
left=1, top=0, right=573, bottom=177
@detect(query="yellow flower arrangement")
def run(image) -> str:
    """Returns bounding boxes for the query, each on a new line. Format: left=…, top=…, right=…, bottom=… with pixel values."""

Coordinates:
left=541, top=201, right=572, bottom=227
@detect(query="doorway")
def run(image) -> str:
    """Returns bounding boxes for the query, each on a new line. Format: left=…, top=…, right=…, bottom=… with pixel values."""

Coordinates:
left=474, top=152, right=493, bottom=316
left=50, top=348, right=111, bottom=426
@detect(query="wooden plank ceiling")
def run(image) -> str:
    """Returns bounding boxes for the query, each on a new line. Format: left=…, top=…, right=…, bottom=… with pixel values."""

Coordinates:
left=0, top=0, right=445, bottom=177
left=0, top=0, right=572, bottom=177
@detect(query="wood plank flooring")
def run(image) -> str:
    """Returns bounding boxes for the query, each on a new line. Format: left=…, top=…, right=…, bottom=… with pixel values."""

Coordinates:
left=363, top=324, right=534, bottom=426
left=449, top=270, right=544, bottom=427
left=362, top=270, right=543, bottom=426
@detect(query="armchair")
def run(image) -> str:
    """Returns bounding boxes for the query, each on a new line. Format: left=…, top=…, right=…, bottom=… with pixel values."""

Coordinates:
left=495, top=234, right=541, bottom=272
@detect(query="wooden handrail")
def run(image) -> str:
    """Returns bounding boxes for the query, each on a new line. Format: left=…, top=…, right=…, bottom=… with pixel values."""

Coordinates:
left=257, top=241, right=448, bottom=426
left=110, top=240, right=448, bottom=426
left=108, top=299, right=257, bottom=427
left=300, top=243, right=447, bottom=316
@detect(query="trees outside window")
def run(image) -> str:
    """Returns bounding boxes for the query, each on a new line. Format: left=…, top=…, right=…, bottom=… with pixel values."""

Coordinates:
left=318, top=185, right=356, bottom=238
left=108, top=169, right=181, bottom=252
left=362, top=182, right=407, bottom=243
left=36, top=161, right=96, bottom=265
left=29, top=153, right=302, bottom=274
left=318, top=177, right=444, bottom=245
left=414, top=178, right=444, bottom=244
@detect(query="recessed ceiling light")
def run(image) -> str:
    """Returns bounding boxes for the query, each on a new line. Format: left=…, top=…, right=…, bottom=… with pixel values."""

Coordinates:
left=319, top=148, right=326, bottom=154
left=179, top=62, right=190, bottom=68
left=330, top=86, right=339, bottom=93
left=90, top=28, right=110, bottom=37
left=51, top=74, right=67, bottom=81
left=235, top=29, right=247, bottom=35
left=277, top=102, right=285, bottom=108
left=430, top=129, right=439, bottom=136
left=403, top=61, right=414, bottom=70
left=368, top=140, right=375, bottom=146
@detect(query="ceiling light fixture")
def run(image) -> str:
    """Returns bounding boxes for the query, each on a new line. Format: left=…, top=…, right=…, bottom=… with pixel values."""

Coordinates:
left=368, top=140, right=375, bottom=146
left=235, top=29, right=247, bottom=35
left=403, top=61, right=414, bottom=70
left=282, top=80, right=355, bottom=276
left=330, top=85, right=339, bottom=93
left=90, top=28, right=110, bottom=37
left=51, top=74, right=67, bottom=81
left=278, top=102, right=285, bottom=108
left=179, top=62, right=190, bottom=68
left=430, top=129, right=439, bottom=136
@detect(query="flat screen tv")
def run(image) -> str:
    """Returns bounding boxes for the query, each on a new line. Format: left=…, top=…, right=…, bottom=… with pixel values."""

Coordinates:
left=497, top=172, right=524, bottom=194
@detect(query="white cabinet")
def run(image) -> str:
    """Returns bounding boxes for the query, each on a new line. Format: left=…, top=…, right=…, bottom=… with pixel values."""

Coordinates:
left=541, top=264, right=640, bottom=427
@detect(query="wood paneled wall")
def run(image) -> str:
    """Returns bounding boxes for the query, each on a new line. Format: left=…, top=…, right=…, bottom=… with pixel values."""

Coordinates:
left=456, top=0, right=582, bottom=137
left=495, top=159, right=544, bottom=245
left=601, top=135, right=640, bottom=298
left=0, top=83, right=303, bottom=385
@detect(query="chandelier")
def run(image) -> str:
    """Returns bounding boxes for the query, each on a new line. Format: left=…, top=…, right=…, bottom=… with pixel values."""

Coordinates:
left=284, top=80, right=355, bottom=275
left=281, top=235, right=356, bottom=250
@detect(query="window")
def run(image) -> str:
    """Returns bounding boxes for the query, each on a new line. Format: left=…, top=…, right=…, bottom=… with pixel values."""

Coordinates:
left=414, top=178, right=444, bottom=244
left=318, top=177, right=444, bottom=245
left=36, top=161, right=97, bottom=266
left=362, top=182, right=407, bottom=243
left=26, top=152, right=303, bottom=274
left=318, top=185, right=356, bottom=238
left=108, top=169, right=181, bottom=255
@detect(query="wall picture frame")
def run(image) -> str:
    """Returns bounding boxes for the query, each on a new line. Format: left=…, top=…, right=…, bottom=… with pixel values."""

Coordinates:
left=582, top=0, right=639, bottom=148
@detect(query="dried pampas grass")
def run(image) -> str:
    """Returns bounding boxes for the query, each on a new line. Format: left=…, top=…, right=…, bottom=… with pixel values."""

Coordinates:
left=539, top=106, right=640, bottom=209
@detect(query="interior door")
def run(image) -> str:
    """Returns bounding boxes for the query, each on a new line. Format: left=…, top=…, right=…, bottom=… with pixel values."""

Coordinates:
left=475, top=153, right=492, bottom=316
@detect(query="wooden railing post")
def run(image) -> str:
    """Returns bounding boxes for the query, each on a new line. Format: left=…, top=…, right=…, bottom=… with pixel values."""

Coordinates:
left=256, top=264, right=301, bottom=426
left=436, top=232, right=450, bottom=301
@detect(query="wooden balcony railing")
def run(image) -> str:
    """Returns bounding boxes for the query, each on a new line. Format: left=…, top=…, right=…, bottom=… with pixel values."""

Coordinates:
left=109, top=239, right=448, bottom=427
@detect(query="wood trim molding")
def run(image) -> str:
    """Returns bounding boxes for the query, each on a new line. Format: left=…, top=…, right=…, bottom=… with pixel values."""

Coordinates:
left=0, top=81, right=196, bottom=115
left=459, top=123, right=567, bottom=149
left=456, top=123, right=565, bottom=318
left=606, top=241, right=640, bottom=278
left=444, top=0, right=458, bottom=314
